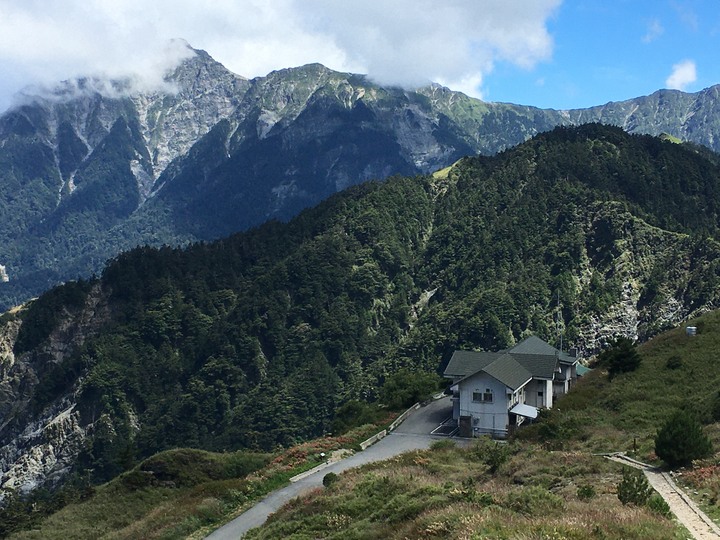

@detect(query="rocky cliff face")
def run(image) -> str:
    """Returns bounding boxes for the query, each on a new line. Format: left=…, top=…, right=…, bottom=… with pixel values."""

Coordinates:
left=565, top=202, right=719, bottom=355
left=131, top=48, right=250, bottom=186
left=0, top=285, right=110, bottom=500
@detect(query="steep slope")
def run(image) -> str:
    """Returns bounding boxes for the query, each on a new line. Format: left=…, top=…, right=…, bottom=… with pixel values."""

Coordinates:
left=1, top=47, right=720, bottom=310
left=3, top=125, right=720, bottom=499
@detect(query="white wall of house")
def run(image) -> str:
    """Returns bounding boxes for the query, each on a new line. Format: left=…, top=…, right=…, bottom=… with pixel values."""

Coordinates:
left=545, top=379, right=553, bottom=408
left=458, top=372, right=512, bottom=437
left=523, top=379, right=550, bottom=409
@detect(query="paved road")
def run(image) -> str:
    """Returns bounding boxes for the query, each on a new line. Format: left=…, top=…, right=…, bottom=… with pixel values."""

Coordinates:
left=607, top=453, right=720, bottom=540
left=206, top=397, right=455, bottom=540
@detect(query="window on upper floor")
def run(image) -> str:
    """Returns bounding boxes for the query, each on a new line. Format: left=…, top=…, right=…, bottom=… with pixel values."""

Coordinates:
left=472, top=389, right=494, bottom=403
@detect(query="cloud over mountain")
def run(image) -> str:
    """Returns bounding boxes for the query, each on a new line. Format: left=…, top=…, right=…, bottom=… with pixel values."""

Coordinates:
left=666, top=59, right=697, bottom=90
left=0, top=0, right=560, bottom=111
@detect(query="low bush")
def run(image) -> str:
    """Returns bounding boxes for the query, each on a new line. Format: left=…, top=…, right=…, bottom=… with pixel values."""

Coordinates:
left=646, top=494, right=672, bottom=518
left=577, top=484, right=596, bottom=500
left=323, top=472, right=339, bottom=488
left=617, top=468, right=652, bottom=506
left=504, top=486, right=564, bottom=516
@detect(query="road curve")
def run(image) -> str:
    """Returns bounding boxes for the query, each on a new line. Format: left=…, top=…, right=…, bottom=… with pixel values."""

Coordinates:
left=206, top=398, right=454, bottom=540
left=606, top=453, right=720, bottom=540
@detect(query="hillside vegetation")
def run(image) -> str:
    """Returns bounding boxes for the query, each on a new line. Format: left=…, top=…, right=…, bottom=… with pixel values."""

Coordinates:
left=537, top=308, right=720, bottom=458
left=4, top=124, right=720, bottom=500
left=246, top=442, right=684, bottom=540
left=233, top=306, right=720, bottom=539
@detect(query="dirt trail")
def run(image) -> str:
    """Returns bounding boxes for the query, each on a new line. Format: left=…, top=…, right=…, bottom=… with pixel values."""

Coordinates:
left=606, top=453, right=720, bottom=540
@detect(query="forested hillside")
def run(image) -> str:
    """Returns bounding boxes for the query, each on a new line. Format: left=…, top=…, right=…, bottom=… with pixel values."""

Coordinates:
left=3, top=124, right=720, bottom=497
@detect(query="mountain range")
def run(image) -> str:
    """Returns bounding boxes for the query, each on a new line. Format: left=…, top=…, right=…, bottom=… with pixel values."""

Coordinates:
left=1, top=43, right=720, bottom=310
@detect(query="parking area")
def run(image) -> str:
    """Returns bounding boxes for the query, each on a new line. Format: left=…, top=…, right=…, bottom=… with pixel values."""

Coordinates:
left=393, top=396, right=459, bottom=438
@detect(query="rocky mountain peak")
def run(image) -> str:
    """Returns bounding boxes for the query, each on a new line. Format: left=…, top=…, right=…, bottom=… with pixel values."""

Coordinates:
left=130, top=46, right=250, bottom=177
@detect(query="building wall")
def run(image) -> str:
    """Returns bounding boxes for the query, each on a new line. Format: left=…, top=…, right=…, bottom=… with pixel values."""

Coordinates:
left=522, top=378, right=554, bottom=408
left=545, top=379, right=553, bottom=408
left=457, top=372, right=511, bottom=437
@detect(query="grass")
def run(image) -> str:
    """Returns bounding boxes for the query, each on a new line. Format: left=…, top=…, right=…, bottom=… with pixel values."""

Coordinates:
left=244, top=440, right=686, bottom=539
left=5, top=412, right=399, bottom=540
left=522, top=310, right=720, bottom=461
left=243, top=311, right=720, bottom=538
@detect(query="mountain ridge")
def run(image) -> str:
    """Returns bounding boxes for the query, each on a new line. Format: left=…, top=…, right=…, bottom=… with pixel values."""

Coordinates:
left=1, top=45, right=720, bottom=309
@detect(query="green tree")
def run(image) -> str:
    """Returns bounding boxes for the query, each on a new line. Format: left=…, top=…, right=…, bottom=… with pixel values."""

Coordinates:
left=655, top=409, right=713, bottom=468
left=617, top=468, right=652, bottom=506
left=380, top=369, right=441, bottom=410
left=598, top=337, right=641, bottom=379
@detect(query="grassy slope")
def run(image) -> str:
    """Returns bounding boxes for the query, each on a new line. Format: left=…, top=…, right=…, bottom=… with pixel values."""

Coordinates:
left=245, top=441, right=684, bottom=540
left=12, top=303, right=719, bottom=539
left=547, top=309, right=720, bottom=459
left=6, top=419, right=394, bottom=540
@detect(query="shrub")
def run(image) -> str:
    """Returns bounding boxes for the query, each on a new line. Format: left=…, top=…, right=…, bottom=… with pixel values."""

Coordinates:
left=646, top=494, right=672, bottom=518
left=711, top=392, right=720, bottom=423
left=331, top=400, right=380, bottom=435
left=655, top=410, right=713, bottom=468
left=430, top=439, right=456, bottom=451
left=323, top=472, right=339, bottom=488
left=380, top=369, right=442, bottom=410
left=505, top=486, right=564, bottom=516
left=598, top=337, right=641, bottom=379
left=617, top=468, right=652, bottom=506
left=665, top=355, right=682, bottom=370
left=473, top=437, right=510, bottom=473
left=577, top=484, right=596, bottom=501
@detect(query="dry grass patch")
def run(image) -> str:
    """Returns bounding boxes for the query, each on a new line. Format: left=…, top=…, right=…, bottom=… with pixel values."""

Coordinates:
left=246, top=442, right=686, bottom=539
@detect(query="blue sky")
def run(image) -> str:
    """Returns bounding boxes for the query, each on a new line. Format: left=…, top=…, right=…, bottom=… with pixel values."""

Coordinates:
left=488, top=0, right=720, bottom=109
left=0, top=0, right=718, bottom=112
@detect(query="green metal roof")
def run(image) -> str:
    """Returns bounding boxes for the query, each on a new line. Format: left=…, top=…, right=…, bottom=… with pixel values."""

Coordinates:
left=482, top=354, right=533, bottom=390
left=576, top=364, right=592, bottom=376
left=512, top=353, right=558, bottom=380
left=445, top=336, right=573, bottom=384
left=509, top=336, right=577, bottom=365
left=444, top=350, right=502, bottom=378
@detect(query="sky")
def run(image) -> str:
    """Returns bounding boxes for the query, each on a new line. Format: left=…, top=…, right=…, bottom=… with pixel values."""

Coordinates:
left=0, top=0, right=719, bottom=113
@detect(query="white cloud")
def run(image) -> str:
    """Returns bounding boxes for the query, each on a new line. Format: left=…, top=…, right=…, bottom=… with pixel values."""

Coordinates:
left=642, top=19, right=664, bottom=43
left=0, top=0, right=561, bottom=110
left=665, top=59, right=697, bottom=90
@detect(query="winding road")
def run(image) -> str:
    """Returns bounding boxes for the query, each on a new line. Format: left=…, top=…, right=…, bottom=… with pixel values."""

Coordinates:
left=205, top=405, right=720, bottom=539
left=205, top=397, right=456, bottom=540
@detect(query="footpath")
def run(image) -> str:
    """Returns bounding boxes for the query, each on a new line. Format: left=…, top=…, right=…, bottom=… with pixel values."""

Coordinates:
left=605, top=453, right=720, bottom=540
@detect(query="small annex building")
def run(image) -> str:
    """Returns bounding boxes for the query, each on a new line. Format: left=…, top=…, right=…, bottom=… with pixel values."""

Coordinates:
left=444, top=336, right=579, bottom=438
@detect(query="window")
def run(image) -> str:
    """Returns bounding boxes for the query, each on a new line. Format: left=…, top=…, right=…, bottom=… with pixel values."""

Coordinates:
left=538, top=391, right=544, bottom=397
left=472, top=389, right=493, bottom=403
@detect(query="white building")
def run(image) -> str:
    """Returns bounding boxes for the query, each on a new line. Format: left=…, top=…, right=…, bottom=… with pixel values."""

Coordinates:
left=444, top=336, right=579, bottom=438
